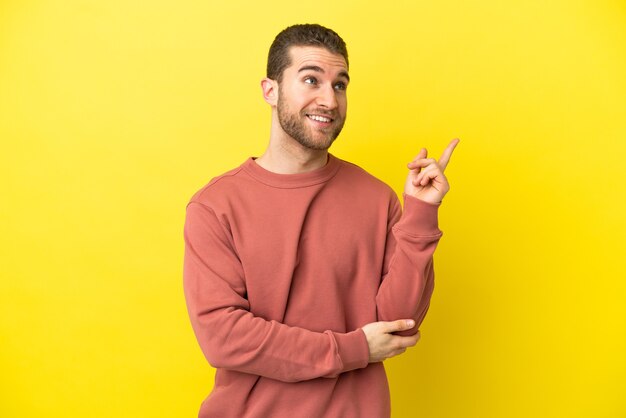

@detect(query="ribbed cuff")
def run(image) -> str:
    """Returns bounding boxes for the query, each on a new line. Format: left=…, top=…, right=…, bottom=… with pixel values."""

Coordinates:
left=394, top=193, right=442, bottom=237
left=333, top=329, right=370, bottom=372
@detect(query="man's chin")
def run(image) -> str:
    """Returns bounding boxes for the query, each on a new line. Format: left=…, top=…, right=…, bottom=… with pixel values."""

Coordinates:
left=298, top=140, right=333, bottom=151
left=305, top=135, right=338, bottom=151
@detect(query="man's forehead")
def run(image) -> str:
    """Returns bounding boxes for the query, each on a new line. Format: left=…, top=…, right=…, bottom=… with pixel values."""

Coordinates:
left=288, top=46, right=348, bottom=72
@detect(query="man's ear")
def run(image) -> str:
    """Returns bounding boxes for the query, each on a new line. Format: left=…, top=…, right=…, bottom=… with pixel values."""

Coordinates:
left=261, top=78, right=278, bottom=106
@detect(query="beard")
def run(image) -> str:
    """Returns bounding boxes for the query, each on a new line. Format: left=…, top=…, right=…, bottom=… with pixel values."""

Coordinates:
left=276, top=90, right=345, bottom=151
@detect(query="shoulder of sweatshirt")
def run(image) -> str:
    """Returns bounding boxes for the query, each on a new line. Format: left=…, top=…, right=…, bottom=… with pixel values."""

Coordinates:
left=335, top=157, right=398, bottom=201
left=187, top=156, right=401, bottom=209
left=187, top=163, right=248, bottom=207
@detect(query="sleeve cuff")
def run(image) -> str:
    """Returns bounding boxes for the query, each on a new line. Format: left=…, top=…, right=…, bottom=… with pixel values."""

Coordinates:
left=394, top=193, right=442, bottom=237
left=332, top=329, right=370, bottom=372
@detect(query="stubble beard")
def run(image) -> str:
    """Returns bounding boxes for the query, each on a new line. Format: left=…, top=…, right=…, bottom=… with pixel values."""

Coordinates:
left=276, top=90, right=345, bottom=151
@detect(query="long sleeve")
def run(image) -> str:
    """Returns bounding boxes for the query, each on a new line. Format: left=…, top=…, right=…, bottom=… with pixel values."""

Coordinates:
left=375, top=193, right=443, bottom=336
left=183, top=201, right=370, bottom=383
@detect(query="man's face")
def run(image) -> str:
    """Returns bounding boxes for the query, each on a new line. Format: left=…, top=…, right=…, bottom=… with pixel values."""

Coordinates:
left=275, top=46, right=349, bottom=151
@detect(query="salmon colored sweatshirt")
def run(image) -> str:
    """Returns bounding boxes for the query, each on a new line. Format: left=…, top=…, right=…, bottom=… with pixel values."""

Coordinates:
left=183, top=153, right=443, bottom=418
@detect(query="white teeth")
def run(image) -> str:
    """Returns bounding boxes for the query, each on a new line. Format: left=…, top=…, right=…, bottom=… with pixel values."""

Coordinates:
left=308, top=114, right=331, bottom=123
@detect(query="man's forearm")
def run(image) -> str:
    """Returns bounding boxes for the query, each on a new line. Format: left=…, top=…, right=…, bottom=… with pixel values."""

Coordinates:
left=375, top=194, right=442, bottom=335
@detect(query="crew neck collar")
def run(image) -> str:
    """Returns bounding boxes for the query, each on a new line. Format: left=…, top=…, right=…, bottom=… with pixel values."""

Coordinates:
left=242, top=153, right=341, bottom=189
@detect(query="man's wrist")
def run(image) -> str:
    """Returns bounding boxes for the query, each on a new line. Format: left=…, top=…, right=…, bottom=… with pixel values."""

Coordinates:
left=393, top=193, right=443, bottom=237
left=331, top=329, right=370, bottom=373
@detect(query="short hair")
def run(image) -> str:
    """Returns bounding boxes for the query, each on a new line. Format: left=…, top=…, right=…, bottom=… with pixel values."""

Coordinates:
left=267, top=23, right=349, bottom=83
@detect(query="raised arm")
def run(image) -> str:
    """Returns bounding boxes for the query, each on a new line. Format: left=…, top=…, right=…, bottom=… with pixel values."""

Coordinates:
left=375, top=139, right=459, bottom=336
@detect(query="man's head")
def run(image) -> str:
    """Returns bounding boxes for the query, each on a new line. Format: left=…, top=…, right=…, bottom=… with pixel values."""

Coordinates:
left=267, top=24, right=348, bottom=83
left=263, top=24, right=350, bottom=151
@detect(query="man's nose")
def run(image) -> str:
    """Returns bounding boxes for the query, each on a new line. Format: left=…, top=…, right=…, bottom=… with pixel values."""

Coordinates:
left=315, top=84, right=338, bottom=109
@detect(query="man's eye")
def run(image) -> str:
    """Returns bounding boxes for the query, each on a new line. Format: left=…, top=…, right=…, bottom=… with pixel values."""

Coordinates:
left=334, top=82, right=347, bottom=91
left=304, top=77, right=317, bottom=85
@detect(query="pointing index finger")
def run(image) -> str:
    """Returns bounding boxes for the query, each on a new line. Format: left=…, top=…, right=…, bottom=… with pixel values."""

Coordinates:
left=438, top=138, right=460, bottom=171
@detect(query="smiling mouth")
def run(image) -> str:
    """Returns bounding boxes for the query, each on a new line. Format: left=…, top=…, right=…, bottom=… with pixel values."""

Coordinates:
left=306, top=114, right=334, bottom=123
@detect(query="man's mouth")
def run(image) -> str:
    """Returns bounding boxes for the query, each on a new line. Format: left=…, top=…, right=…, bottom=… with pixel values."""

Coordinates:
left=306, top=114, right=334, bottom=123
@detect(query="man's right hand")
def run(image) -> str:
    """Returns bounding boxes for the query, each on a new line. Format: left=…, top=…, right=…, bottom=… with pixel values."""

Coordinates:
left=361, top=320, right=421, bottom=363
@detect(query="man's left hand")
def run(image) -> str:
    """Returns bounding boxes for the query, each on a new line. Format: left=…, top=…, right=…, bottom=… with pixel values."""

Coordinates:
left=404, top=138, right=460, bottom=204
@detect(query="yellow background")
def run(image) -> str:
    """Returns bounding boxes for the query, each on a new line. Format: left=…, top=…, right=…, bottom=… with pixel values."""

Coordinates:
left=1, top=0, right=625, bottom=417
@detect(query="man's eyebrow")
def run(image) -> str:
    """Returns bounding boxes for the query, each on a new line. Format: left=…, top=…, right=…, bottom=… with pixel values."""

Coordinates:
left=298, top=65, right=350, bottom=82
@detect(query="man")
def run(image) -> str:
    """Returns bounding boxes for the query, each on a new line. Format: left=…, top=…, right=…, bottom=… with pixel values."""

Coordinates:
left=183, top=23, right=458, bottom=418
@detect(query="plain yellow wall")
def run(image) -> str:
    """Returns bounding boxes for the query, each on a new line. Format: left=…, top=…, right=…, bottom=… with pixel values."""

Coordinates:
left=1, top=1, right=625, bottom=417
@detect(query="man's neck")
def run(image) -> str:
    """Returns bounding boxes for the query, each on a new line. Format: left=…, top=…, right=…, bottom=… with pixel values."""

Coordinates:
left=255, top=137, right=329, bottom=175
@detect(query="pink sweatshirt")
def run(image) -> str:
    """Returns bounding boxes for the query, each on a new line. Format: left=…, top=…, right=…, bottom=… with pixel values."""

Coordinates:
left=183, top=153, right=442, bottom=417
